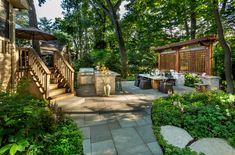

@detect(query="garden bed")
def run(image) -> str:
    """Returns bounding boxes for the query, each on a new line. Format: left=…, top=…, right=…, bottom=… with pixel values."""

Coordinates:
left=0, top=91, right=83, bottom=155
left=152, top=91, right=235, bottom=154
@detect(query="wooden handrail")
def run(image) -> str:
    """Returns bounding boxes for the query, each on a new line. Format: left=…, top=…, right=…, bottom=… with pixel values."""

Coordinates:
left=54, top=51, right=74, bottom=93
left=17, top=47, right=51, bottom=98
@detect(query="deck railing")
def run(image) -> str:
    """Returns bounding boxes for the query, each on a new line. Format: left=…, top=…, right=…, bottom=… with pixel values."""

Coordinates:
left=54, top=51, right=74, bottom=93
left=17, top=48, right=51, bottom=98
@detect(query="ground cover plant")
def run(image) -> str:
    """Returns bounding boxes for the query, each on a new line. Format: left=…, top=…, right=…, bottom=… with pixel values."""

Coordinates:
left=184, top=73, right=202, bottom=87
left=152, top=91, right=235, bottom=154
left=0, top=81, right=83, bottom=155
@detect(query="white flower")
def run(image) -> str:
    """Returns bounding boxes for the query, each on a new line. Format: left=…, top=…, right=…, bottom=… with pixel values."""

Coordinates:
left=225, top=109, right=231, bottom=117
left=215, top=105, right=220, bottom=110
left=173, top=101, right=177, bottom=106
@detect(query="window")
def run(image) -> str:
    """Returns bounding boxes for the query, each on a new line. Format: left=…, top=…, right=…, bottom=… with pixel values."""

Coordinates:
left=0, top=0, right=9, bottom=39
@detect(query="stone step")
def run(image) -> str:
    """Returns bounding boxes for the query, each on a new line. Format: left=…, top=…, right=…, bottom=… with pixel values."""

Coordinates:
left=49, top=88, right=66, bottom=97
left=56, top=96, right=85, bottom=110
left=51, top=93, right=75, bottom=102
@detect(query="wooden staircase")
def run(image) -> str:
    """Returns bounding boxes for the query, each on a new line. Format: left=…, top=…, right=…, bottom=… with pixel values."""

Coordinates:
left=48, top=68, right=74, bottom=101
left=16, top=48, right=75, bottom=101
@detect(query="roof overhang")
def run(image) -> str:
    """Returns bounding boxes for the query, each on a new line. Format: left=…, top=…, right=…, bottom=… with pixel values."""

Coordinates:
left=153, top=36, right=218, bottom=53
left=9, top=0, right=29, bottom=10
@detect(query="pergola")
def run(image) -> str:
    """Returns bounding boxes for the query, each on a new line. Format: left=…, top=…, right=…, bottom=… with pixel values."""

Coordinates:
left=153, top=36, right=217, bottom=75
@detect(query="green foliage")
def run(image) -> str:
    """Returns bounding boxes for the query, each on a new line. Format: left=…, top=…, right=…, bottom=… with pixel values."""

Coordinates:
left=40, top=118, right=83, bottom=154
left=0, top=81, right=83, bottom=155
left=152, top=91, right=235, bottom=154
left=184, top=73, right=201, bottom=87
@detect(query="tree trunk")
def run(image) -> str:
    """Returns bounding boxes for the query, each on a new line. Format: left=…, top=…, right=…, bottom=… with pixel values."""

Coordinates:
left=111, top=16, right=128, bottom=78
left=213, top=1, right=234, bottom=93
left=105, top=0, right=128, bottom=78
left=190, top=12, right=196, bottom=39
left=184, top=19, right=190, bottom=38
left=28, top=0, right=41, bottom=55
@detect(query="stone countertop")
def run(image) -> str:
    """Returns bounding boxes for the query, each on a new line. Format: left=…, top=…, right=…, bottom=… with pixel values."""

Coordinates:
left=94, top=71, right=120, bottom=77
left=139, top=74, right=168, bottom=80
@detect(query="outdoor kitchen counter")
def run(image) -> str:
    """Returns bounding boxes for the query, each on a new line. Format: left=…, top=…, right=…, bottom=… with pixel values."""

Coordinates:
left=94, top=71, right=120, bottom=96
left=77, top=69, right=120, bottom=96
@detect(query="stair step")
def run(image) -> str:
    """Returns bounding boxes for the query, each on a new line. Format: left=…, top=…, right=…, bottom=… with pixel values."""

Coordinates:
left=51, top=93, right=75, bottom=102
left=49, top=88, right=66, bottom=97
left=56, top=96, right=85, bottom=110
left=49, top=84, right=58, bottom=90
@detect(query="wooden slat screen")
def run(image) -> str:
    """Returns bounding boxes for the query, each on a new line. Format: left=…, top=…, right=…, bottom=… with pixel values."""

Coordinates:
left=160, top=53, right=176, bottom=70
left=179, top=50, right=206, bottom=73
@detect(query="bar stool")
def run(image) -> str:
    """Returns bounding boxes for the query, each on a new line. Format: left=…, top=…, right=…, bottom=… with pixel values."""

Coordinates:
left=139, top=77, right=152, bottom=89
left=134, top=74, right=141, bottom=87
left=116, top=76, right=122, bottom=91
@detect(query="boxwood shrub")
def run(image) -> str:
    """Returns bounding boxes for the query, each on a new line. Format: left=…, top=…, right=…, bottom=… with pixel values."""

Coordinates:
left=152, top=91, right=235, bottom=154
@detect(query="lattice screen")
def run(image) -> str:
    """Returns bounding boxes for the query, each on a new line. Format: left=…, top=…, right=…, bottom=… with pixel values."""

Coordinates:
left=160, top=53, right=176, bottom=70
left=159, top=49, right=206, bottom=73
left=179, top=50, right=206, bottom=73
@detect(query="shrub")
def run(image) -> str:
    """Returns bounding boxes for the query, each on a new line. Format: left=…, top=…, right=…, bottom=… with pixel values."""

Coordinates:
left=0, top=80, right=83, bottom=155
left=184, top=73, right=201, bottom=87
left=152, top=91, right=235, bottom=154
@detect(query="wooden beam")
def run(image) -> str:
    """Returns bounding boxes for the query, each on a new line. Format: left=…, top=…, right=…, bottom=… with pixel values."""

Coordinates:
left=158, top=53, right=161, bottom=70
left=153, top=36, right=217, bottom=52
left=175, top=49, right=180, bottom=72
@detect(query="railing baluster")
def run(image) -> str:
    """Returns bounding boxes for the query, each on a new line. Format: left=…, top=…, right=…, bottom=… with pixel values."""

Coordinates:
left=54, top=51, right=74, bottom=93
left=17, top=47, right=51, bottom=99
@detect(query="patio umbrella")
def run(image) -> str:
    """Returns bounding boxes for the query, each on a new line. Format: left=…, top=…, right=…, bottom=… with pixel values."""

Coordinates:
left=16, top=27, right=56, bottom=41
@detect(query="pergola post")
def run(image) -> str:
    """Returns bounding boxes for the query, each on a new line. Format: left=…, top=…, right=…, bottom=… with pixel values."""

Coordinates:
left=205, top=43, right=213, bottom=75
left=175, top=49, right=180, bottom=72
left=158, top=53, right=161, bottom=70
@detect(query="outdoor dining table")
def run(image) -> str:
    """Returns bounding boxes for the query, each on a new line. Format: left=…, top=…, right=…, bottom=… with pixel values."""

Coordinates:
left=138, top=74, right=168, bottom=89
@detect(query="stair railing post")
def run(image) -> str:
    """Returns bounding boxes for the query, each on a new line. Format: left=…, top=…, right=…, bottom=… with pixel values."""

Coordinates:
left=45, top=73, right=50, bottom=99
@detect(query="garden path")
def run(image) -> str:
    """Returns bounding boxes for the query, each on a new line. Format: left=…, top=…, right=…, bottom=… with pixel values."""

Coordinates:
left=61, top=81, right=193, bottom=155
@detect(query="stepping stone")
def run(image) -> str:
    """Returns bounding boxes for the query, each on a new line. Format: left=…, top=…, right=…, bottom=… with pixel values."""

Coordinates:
left=189, top=138, right=235, bottom=155
left=160, top=125, right=193, bottom=148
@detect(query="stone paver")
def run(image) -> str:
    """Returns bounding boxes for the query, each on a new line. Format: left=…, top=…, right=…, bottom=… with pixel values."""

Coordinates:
left=90, top=124, right=112, bottom=143
left=147, top=142, right=163, bottom=155
left=82, top=139, right=91, bottom=155
left=91, top=140, right=117, bottom=155
left=160, top=125, right=193, bottom=148
left=80, top=127, right=90, bottom=139
left=111, top=127, right=144, bottom=153
left=189, top=138, right=235, bottom=155
left=135, top=125, right=156, bottom=143
left=61, top=81, right=194, bottom=155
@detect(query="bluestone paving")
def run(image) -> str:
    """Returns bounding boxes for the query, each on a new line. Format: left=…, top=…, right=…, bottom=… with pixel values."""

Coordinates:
left=118, top=144, right=153, bottom=155
left=135, top=125, right=156, bottom=143
left=90, top=124, right=112, bottom=143
left=111, top=128, right=144, bottom=152
left=91, top=140, right=117, bottom=155
left=82, top=139, right=91, bottom=155
left=147, top=142, right=163, bottom=155
left=80, top=127, right=90, bottom=139
left=108, top=121, right=121, bottom=130
left=61, top=81, right=195, bottom=155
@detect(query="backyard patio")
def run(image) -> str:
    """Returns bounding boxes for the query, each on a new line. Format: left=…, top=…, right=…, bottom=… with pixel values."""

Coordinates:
left=58, top=81, right=194, bottom=155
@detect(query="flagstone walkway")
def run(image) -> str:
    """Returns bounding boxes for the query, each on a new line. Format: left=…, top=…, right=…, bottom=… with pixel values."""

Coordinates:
left=62, top=81, right=194, bottom=155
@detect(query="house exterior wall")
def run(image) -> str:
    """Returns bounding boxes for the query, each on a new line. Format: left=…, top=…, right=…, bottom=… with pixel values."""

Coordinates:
left=0, top=0, right=17, bottom=91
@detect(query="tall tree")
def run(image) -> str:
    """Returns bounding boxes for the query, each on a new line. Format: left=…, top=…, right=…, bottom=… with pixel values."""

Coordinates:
left=28, top=0, right=40, bottom=55
left=213, top=0, right=234, bottom=93
left=92, top=0, right=128, bottom=77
